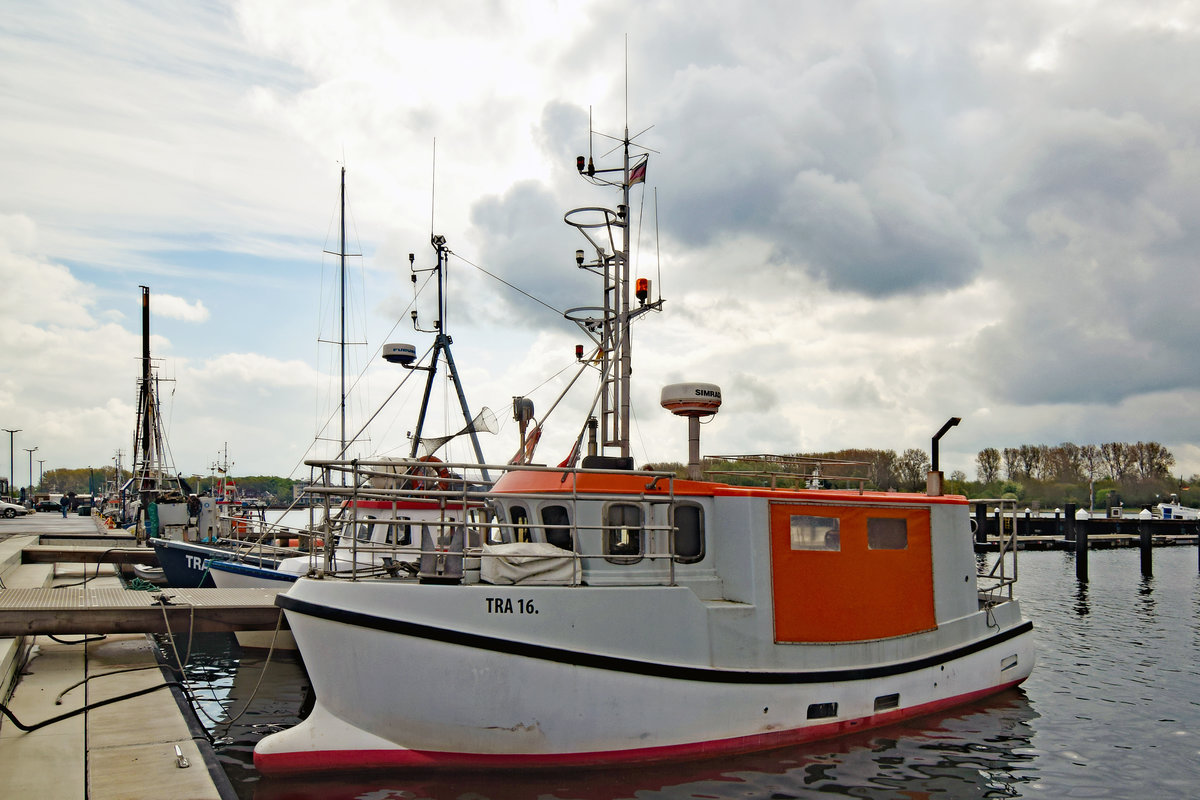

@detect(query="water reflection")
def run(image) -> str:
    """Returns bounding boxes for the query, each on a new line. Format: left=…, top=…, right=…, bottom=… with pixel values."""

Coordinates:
left=1072, top=579, right=1090, bottom=618
left=248, top=691, right=1039, bottom=800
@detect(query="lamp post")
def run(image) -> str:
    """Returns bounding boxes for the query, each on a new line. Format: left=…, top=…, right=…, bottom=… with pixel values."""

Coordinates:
left=3, top=428, right=19, bottom=499
left=37, top=459, right=45, bottom=491
left=23, top=446, right=37, bottom=503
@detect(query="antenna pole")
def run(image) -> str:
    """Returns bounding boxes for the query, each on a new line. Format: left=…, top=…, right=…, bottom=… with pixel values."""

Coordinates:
left=408, top=238, right=490, bottom=480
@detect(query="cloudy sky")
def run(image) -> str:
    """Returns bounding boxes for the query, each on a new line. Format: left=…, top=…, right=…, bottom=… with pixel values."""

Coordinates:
left=3, top=1, right=1199, bottom=488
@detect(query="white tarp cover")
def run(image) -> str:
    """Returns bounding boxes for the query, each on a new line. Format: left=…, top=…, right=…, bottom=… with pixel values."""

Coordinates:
left=481, top=542, right=578, bottom=585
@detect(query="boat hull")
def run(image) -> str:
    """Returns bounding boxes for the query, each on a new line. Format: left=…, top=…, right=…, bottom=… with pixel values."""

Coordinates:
left=208, top=559, right=299, bottom=591
left=152, top=539, right=283, bottom=588
left=254, top=582, right=1034, bottom=775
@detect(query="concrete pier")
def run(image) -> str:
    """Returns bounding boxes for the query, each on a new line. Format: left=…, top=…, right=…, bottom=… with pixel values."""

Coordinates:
left=0, top=512, right=235, bottom=799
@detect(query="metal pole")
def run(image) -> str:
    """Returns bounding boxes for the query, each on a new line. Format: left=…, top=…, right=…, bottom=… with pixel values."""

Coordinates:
left=37, top=459, right=44, bottom=490
left=3, top=429, right=19, bottom=499
left=24, top=447, right=37, bottom=501
left=339, top=166, right=347, bottom=467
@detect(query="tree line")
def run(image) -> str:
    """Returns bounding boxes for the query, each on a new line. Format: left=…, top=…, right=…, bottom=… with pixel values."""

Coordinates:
left=687, top=440, right=1191, bottom=509
left=28, top=466, right=299, bottom=502
left=973, top=441, right=1174, bottom=484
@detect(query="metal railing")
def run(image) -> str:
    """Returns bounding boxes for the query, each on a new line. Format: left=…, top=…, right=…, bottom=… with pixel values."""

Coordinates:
left=704, top=454, right=872, bottom=493
left=975, top=497, right=1019, bottom=604
left=292, top=457, right=689, bottom=585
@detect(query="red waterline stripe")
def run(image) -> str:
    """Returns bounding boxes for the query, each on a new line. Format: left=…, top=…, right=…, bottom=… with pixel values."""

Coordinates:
left=254, top=678, right=1027, bottom=776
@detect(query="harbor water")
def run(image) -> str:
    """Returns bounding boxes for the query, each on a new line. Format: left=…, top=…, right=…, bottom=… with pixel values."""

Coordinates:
left=167, top=548, right=1200, bottom=799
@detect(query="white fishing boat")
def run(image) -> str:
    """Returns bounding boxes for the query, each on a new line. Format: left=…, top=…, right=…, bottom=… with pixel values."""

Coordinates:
left=254, top=120, right=1034, bottom=775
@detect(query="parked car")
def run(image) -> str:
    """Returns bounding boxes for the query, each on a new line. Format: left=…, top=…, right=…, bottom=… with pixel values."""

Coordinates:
left=0, top=499, right=32, bottom=518
left=34, top=499, right=62, bottom=512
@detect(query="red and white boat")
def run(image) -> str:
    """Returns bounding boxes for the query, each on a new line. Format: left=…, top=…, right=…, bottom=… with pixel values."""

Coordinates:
left=254, top=121, right=1034, bottom=776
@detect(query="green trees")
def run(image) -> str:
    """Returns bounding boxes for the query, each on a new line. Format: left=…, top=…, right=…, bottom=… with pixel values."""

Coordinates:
left=973, top=441, right=1183, bottom=509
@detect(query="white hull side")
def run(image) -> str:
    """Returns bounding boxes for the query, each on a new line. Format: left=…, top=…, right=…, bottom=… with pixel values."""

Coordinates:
left=255, top=586, right=1033, bottom=773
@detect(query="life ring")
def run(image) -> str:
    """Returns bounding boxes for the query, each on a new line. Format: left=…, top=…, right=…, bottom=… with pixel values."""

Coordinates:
left=405, top=455, right=451, bottom=492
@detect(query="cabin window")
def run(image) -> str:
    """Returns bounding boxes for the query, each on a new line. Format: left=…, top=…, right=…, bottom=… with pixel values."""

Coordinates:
left=673, top=503, right=705, bottom=563
left=604, top=503, right=643, bottom=564
left=472, top=509, right=500, bottom=547
left=867, top=517, right=908, bottom=550
left=789, top=515, right=840, bottom=551
left=541, top=505, right=573, bottom=550
left=385, top=516, right=412, bottom=546
left=355, top=515, right=377, bottom=542
left=510, top=504, right=532, bottom=543
left=807, top=702, right=838, bottom=719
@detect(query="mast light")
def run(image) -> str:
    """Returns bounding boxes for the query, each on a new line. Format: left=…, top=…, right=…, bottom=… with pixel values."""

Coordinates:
left=636, top=278, right=649, bottom=304
left=575, top=249, right=584, bottom=266
left=575, top=344, right=584, bottom=361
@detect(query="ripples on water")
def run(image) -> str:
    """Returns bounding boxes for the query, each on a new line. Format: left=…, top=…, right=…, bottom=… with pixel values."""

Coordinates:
left=165, top=548, right=1200, bottom=799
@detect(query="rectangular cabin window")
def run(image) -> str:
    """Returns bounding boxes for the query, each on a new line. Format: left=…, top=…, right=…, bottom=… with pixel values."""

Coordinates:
left=540, top=505, right=573, bottom=550
left=673, top=503, right=705, bottom=563
left=605, top=503, right=643, bottom=564
left=385, top=516, right=412, bottom=546
left=790, top=515, right=840, bottom=551
left=471, top=509, right=499, bottom=547
left=807, top=702, right=838, bottom=719
left=355, top=516, right=377, bottom=542
left=867, top=517, right=908, bottom=550
left=510, top=504, right=532, bottom=543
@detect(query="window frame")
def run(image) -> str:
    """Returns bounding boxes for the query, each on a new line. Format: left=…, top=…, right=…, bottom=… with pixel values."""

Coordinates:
left=603, top=502, right=644, bottom=565
left=672, top=502, right=705, bottom=564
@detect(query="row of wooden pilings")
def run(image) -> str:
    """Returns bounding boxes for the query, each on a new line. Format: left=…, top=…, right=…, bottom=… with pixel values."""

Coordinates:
left=973, top=502, right=1200, bottom=582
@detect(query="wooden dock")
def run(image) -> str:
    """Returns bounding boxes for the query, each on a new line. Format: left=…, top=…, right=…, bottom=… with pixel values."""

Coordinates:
left=0, top=586, right=285, bottom=636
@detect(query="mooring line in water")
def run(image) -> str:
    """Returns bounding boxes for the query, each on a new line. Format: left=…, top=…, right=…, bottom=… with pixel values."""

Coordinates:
left=156, top=595, right=287, bottom=729
left=213, top=608, right=287, bottom=727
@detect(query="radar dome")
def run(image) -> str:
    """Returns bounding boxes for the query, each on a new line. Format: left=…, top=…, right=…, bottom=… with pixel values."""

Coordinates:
left=383, top=343, right=417, bottom=366
left=660, top=383, right=722, bottom=417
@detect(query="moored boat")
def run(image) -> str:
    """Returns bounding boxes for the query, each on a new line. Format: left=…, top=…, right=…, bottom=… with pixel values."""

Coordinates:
left=254, top=119, right=1034, bottom=775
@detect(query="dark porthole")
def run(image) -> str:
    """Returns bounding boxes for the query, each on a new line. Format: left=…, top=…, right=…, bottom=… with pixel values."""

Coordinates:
left=806, top=702, right=838, bottom=719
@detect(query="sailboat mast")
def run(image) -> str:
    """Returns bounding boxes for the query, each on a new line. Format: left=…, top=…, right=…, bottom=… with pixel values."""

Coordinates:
left=139, top=285, right=152, bottom=473
left=339, top=166, right=347, bottom=465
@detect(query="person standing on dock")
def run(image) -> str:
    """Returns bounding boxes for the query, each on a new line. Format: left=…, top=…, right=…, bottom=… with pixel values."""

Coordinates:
left=60, top=495, right=69, bottom=517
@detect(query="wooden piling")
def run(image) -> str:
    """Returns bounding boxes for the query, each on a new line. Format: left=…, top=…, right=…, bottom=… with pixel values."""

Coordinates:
left=1064, top=503, right=1076, bottom=543
left=1075, top=510, right=1089, bottom=582
left=1139, top=520, right=1153, bottom=577
left=974, top=503, right=987, bottom=546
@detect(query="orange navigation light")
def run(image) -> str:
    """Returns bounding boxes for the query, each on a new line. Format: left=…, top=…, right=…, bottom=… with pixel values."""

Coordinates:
left=575, top=344, right=584, bottom=360
left=636, top=278, right=649, bottom=304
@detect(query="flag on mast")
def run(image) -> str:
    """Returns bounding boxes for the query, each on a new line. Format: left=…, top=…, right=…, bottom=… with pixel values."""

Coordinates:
left=629, top=155, right=648, bottom=186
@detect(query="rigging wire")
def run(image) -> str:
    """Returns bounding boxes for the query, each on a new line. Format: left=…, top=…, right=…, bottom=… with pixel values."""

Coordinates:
left=450, top=251, right=565, bottom=318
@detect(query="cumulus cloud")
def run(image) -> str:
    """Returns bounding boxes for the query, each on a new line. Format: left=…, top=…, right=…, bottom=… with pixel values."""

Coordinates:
left=152, top=294, right=211, bottom=323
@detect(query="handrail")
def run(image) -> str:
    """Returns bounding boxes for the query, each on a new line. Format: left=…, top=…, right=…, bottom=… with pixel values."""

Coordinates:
left=290, top=457, right=688, bottom=585
left=974, top=496, right=1018, bottom=604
